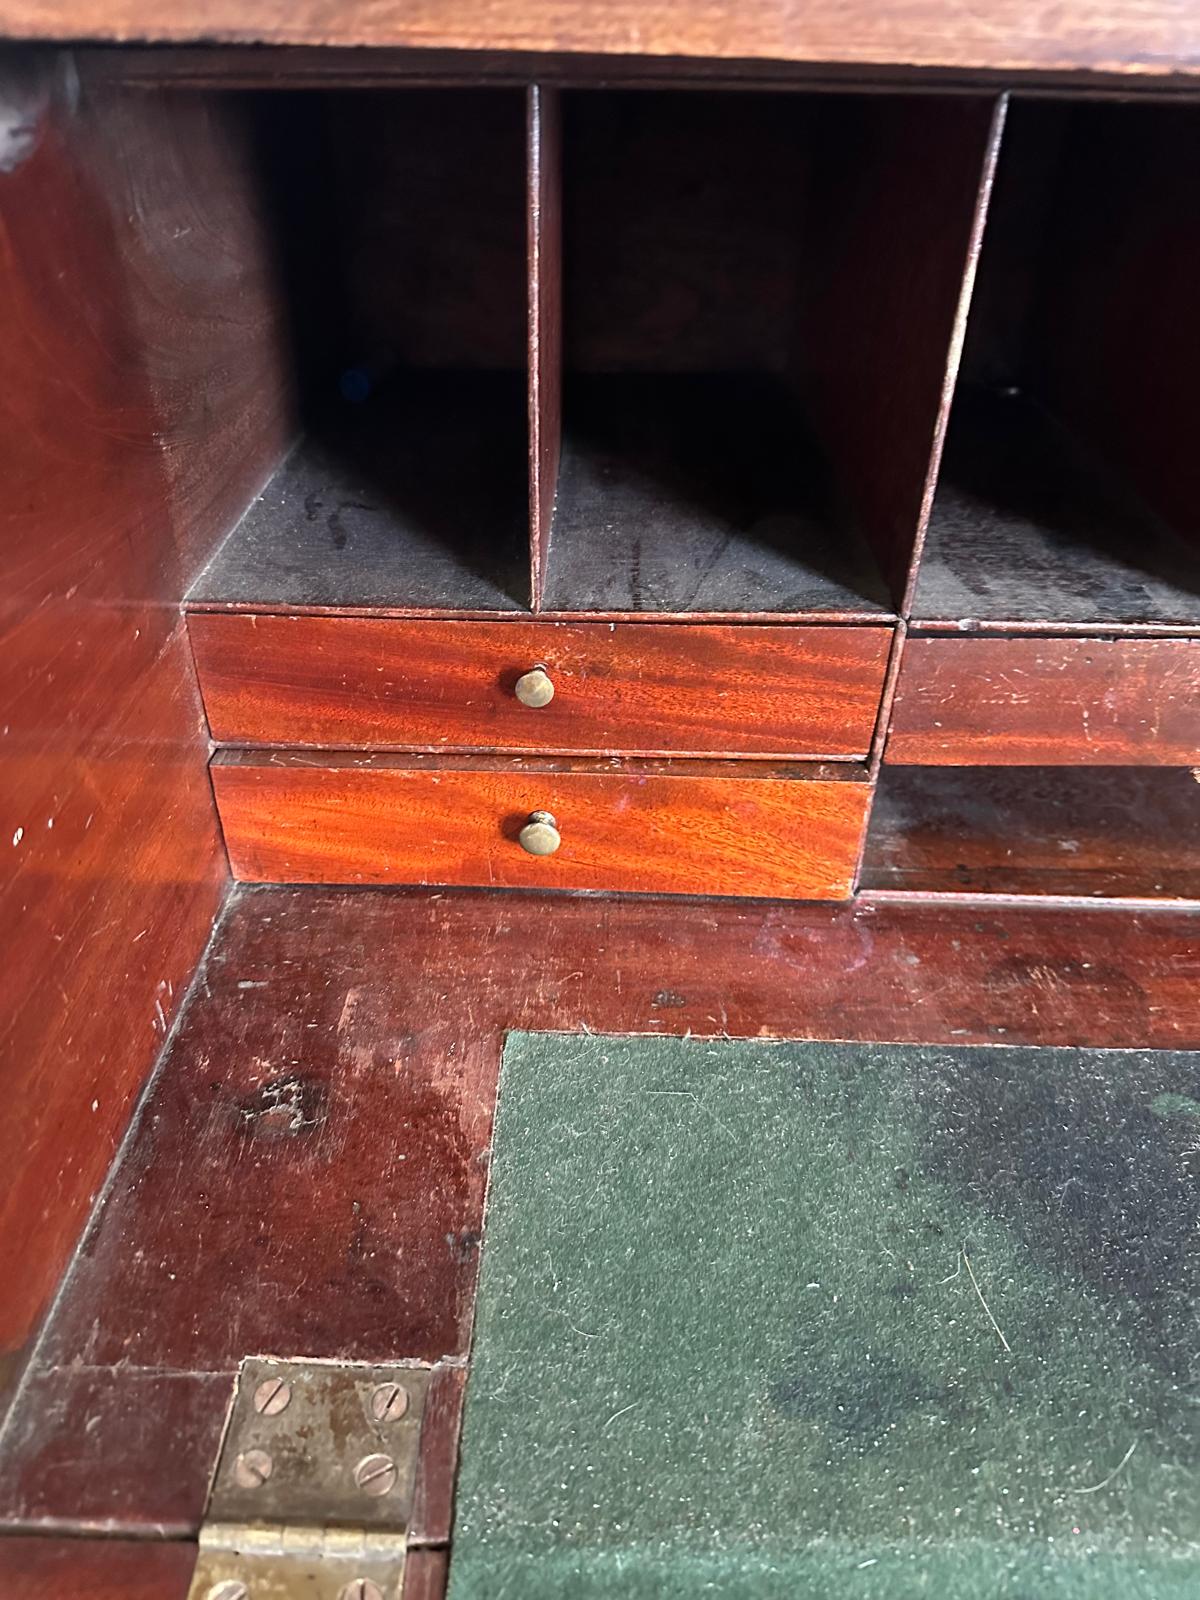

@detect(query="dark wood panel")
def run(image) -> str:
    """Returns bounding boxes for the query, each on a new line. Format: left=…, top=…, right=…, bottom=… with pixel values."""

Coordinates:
left=0, top=61, right=293, bottom=1391
left=9, top=1, right=1200, bottom=74
left=5, top=886, right=1198, bottom=1537
left=0, top=1538, right=194, bottom=1599
left=404, top=1550, right=451, bottom=1600
left=562, top=92, right=808, bottom=378
left=921, top=103, right=1200, bottom=627
left=212, top=753, right=872, bottom=899
left=528, top=85, right=561, bottom=609
left=797, top=94, right=1005, bottom=606
left=887, top=636, right=1200, bottom=765
left=310, top=91, right=528, bottom=376
left=411, top=1363, right=467, bottom=1545
left=861, top=765, right=1200, bottom=899
left=0, top=1369, right=231, bottom=1534
left=188, top=615, right=892, bottom=758
left=1035, top=103, right=1200, bottom=557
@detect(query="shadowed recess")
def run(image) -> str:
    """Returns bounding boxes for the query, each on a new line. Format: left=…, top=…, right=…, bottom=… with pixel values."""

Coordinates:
left=449, top=1035, right=1199, bottom=1598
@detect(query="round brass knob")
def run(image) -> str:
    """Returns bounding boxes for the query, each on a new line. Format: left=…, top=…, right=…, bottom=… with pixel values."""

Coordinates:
left=518, top=811, right=561, bottom=856
left=514, top=665, right=554, bottom=708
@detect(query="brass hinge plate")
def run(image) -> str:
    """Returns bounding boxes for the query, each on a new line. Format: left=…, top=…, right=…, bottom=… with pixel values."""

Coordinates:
left=188, top=1357, right=432, bottom=1600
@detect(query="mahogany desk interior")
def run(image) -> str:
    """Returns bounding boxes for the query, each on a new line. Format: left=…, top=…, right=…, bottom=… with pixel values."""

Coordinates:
left=1, top=23, right=1198, bottom=1599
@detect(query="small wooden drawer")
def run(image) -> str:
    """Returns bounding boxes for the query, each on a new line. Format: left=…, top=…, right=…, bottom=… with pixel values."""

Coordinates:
left=887, top=636, right=1200, bottom=765
left=212, top=752, right=872, bottom=900
left=188, top=615, right=891, bottom=760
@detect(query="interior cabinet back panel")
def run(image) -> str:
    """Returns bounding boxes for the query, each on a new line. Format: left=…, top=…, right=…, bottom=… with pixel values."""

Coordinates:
left=190, top=615, right=891, bottom=759
left=887, top=636, right=1200, bottom=766
left=212, top=753, right=871, bottom=900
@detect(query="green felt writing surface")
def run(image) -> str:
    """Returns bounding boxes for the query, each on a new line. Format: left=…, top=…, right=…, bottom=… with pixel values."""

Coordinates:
left=449, top=1035, right=1200, bottom=1597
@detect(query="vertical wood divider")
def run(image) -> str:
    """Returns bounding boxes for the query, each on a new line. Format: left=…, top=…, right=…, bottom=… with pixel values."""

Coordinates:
left=900, top=91, right=1009, bottom=618
left=797, top=93, right=1008, bottom=613
left=527, top=83, right=563, bottom=612
left=843, top=94, right=1007, bottom=889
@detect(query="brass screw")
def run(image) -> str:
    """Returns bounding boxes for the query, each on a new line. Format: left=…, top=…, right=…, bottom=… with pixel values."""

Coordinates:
left=338, top=1582, right=384, bottom=1600
left=353, top=1452, right=398, bottom=1497
left=233, top=1447, right=274, bottom=1488
left=253, top=1376, right=292, bottom=1416
left=206, top=1582, right=249, bottom=1600
left=369, top=1381, right=410, bottom=1423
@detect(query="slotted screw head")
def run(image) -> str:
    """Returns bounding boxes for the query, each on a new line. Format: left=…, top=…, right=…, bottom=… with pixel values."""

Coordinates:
left=353, top=1452, right=398, bottom=1497
left=205, top=1582, right=249, bottom=1600
left=369, top=1381, right=410, bottom=1423
left=253, top=1375, right=292, bottom=1416
left=233, top=1447, right=274, bottom=1488
left=338, top=1582, right=384, bottom=1600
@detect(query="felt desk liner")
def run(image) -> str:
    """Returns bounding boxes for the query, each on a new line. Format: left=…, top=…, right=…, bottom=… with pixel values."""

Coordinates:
left=448, top=1035, right=1199, bottom=1597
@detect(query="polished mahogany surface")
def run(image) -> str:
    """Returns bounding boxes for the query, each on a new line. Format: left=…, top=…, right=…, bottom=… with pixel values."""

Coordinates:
left=862, top=765, right=1200, bottom=901
left=189, top=615, right=892, bottom=759
left=211, top=752, right=872, bottom=899
left=0, top=64, right=294, bottom=1389
left=3, top=0, right=1200, bottom=78
left=887, top=636, right=1200, bottom=766
left=1, top=885, right=1195, bottom=1550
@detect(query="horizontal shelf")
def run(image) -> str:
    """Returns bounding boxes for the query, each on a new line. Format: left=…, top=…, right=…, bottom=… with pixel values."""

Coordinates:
left=541, top=374, right=892, bottom=617
left=189, top=374, right=530, bottom=612
left=915, top=386, right=1200, bottom=627
left=860, top=765, right=1200, bottom=901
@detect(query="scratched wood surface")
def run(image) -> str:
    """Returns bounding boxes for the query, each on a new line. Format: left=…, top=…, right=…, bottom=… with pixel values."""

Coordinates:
left=0, top=1534, right=441, bottom=1596
left=527, top=86, right=561, bottom=609
left=212, top=752, right=872, bottom=899
left=795, top=94, right=1004, bottom=607
left=5, top=0, right=1200, bottom=75
left=0, top=1538, right=196, bottom=1598
left=861, top=766, right=1200, bottom=900
left=0, top=65, right=293, bottom=1396
left=2, top=885, right=1197, bottom=1545
left=920, top=100, right=1200, bottom=627
left=886, top=636, right=1200, bottom=765
left=189, top=615, right=892, bottom=759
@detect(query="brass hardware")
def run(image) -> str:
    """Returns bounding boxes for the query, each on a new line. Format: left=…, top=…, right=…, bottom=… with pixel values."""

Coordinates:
left=518, top=811, right=561, bottom=856
left=514, top=665, right=555, bottom=708
left=187, top=1357, right=433, bottom=1600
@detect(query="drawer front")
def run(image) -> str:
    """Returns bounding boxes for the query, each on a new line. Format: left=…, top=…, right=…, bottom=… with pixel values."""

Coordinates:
left=887, top=636, right=1200, bottom=765
left=212, top=755, right=871, bottom=900
left=189, top=615, right=891, bottom=759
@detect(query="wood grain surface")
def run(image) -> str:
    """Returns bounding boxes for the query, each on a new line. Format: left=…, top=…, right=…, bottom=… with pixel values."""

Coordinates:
left=4, top=0, right=1200, bottom=75
left=1034, top=103, right=1200, bottom=560
left=0, top=1538, right=195, bottom=1599
left=212, top=753, right=872, bottom=899
left=0, top=64, right=294, bottom=1389
left=3, top=886, right=1197, bottom=1542
left=188, top=615, right=892, bottom=758
left=528, top=85, right=561, bottom=608
left=886, top=636, right=1200, bottom=764
left=796, top=94, right=1005, bottom=608
left=862, top=765, right=1200, bottom=899
left=920, top=102, right=1200, bottom=628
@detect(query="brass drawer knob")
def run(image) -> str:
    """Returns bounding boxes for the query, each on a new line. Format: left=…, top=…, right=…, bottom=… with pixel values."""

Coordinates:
left=514, top=665, right=555, bottom=708
left=518, top=811, right=561, bottom=856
